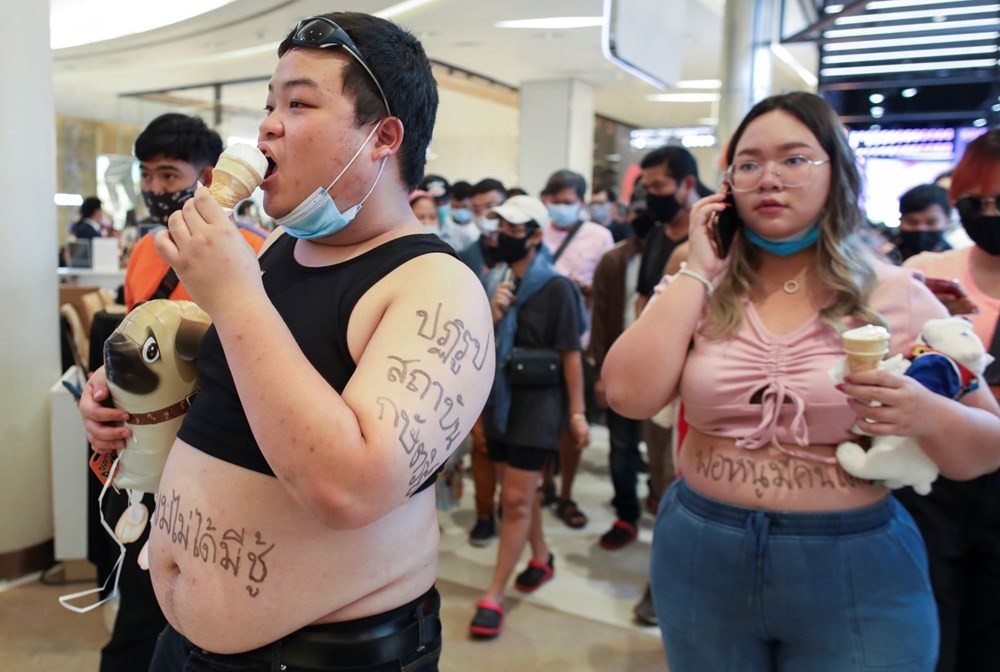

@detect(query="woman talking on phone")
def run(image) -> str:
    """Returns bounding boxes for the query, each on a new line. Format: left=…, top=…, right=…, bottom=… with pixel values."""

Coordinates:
left=898, top=128, right=1000, bottom=672
left=602, top=93, right=1000, bottom=671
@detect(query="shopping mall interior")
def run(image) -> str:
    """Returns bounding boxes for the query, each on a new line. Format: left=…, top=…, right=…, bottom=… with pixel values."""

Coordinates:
left=1, top=1, right=999, bottom=670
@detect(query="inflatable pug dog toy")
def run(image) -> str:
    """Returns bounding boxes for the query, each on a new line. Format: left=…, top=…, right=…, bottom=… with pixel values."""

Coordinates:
left=63, top=300, right=210, bottom=613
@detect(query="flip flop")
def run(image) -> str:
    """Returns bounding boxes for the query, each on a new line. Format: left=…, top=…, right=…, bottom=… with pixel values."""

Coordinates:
left=469, top=599, right=504, bottom=638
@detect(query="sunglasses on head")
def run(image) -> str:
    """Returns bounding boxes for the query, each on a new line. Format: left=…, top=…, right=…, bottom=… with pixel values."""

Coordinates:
left=955, top=194, right=1000, bottom=220
left=286, top=17, right=391, bottom=116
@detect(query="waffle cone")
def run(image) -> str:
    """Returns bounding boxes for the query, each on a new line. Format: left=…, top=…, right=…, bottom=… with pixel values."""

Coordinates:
left=843, top=335, right=889, bottom=373
left=209, top=156, right=263, bottom=208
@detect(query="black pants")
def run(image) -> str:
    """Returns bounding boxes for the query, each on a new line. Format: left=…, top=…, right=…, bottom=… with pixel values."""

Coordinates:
left=150, top=588, right=442, bottom=672
left=97, top=490, right=168, bottom=672
left=895, top=471, right=1000, bottom=672
left=607, top=409, right=643, bottom=524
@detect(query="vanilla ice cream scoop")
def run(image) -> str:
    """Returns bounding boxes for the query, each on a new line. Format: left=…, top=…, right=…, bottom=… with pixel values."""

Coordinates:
left=209, top=144, right=268, bottom=208
left=842, top=324, right=891, bottom=373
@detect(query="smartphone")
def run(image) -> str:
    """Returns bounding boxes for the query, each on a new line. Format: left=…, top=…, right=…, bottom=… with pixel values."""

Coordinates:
left=924, top=277, right=968, bottom=300
left=710, top=189, right=740, bottom=258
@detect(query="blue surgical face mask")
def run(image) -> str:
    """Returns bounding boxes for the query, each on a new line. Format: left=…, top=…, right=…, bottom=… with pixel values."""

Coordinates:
left=744, top=221, right=821, bottom=256
left=547, top=203, right=580, bottom=229
left=589, top=203, right=612, bottom=223
left=451, top=207, right=473, bottom=225
left=277, top=124, right=384, bottom=239
left=436, top=204, right=450, bottom=227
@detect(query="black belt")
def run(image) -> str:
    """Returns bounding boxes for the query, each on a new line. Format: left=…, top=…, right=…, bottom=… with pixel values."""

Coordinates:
left=232, top=588, right=440, bottom=670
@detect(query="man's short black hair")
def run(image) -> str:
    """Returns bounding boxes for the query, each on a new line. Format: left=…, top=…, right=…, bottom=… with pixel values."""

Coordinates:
left=80, top=196, right=102, bottom=219
left=133, top=113, right=223, bottom=168
left=451, top=180, right=472, bottom=201
left=278, top=12, right=438, bottom=192
left=640, top=146, right=713, bottom=197
left=900, top=184, right=951, bottom=217
left=593, top=187, right=618, bottom=202
left=542, top=169, right=587, bottom=200
left=236, top=200, right=255, bottom=217
left=470, top=178, right=506, bottom=199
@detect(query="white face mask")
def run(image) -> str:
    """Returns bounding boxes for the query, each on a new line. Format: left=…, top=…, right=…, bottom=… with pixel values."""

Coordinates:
left=475, top=215, right=497, bottom=235
left=277, top=124, right=384, bottom=239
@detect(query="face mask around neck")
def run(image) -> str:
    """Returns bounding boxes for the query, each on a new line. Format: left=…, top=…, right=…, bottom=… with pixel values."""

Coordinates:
left=744, top=221, right=821, bottom=256
left=277, top=124, right=384, bottom=239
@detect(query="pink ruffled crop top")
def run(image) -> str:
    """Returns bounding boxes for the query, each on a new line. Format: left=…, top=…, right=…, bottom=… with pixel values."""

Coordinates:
left=677, top=262, right=947, bottom=464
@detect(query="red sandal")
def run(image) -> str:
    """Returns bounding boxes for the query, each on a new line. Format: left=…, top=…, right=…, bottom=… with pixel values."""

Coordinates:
left=514, top=553, right=555, bottom=592
left=469, top=599, right=504, bottom=638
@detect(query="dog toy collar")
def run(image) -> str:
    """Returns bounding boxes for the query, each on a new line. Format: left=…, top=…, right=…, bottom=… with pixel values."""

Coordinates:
left=908, top=344, right=979, bottom=397
left=126, top=392, right=198, bottom=426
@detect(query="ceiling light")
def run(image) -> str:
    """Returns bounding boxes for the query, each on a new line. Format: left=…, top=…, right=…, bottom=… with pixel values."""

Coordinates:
left=902, top=88, right=918, bottom=98
left=826, top=18, right=1000, bottom=39
left=869, top=124, right=882, bottom=131
left=647, top=93, right=721, bottom=103
left=825, top=4, right=845, bottom=13
left=869, top=93, right=885, bottom=104
left=867, top=0, right=970, bottom=8
left=834, top=5, right=1000, bottom=25
left=54, top=193, right=84, bottom=207
left=676, top=79, right=722, bottom=89
left=824, top=32, right=999, bottom=50
left=374, top=0, right=440, bottom=19
left=974, top=118, right=988, bottom=127
left=993, top=103, right=1000, bottom=112
left=822, top=45, right=998, bottom=64
left=871, top=106, right=885, bottom=118
left=51, top=0, right=236, bottom=49
left=821, top=58, right=998, bottom=76
left=495, top=16, right=605, bottom=29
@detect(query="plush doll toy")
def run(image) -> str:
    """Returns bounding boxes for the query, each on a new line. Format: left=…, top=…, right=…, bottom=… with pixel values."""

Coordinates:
left=835, top=316, right=992, bottom=495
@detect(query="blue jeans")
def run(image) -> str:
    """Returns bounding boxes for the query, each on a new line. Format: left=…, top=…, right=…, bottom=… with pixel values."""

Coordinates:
left=651, top=480, right=939, bottom=671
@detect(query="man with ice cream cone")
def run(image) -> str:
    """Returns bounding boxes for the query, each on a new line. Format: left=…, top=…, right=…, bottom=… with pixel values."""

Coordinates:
left=81, top=12, right=493, bottom=671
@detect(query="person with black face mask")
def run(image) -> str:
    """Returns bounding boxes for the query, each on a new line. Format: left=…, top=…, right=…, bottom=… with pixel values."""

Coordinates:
left=89, top=113, right=269, bottom=672
left=899, top=128, right=1000, bottom=672
left=123, top=113, right=268, bottom=311
left=470, top=195, right=589, bottom=639
left=634, top=147, right=714, bottom=316
left=886, top=183, right=953, bottom=264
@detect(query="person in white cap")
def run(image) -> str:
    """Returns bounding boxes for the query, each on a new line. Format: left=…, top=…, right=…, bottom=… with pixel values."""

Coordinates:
left=469, top=195, right=589, bottom=639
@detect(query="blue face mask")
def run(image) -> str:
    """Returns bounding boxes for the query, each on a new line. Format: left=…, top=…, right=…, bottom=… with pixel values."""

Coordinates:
left=451, top=207, right=473, bottom=225
left=436, top=204, right=451, bottom=227
left=744, top=221, right=821, bottom=256
left=547, top=203, right=580, bottom=229
left=277, top=124, right=384, bottom=239
left=589, top=203, right=612, bottom=223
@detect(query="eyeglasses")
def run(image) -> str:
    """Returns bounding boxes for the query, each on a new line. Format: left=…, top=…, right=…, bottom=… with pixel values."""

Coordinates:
left=287, top=17, right=391, bottom=116
left=955, top=195, right=1000, bottom=220
left=725, top=155, right=830, bottom=192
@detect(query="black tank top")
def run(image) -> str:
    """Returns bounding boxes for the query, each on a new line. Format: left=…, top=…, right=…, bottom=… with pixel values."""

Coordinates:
left=178, top=233, right=457, bottom=495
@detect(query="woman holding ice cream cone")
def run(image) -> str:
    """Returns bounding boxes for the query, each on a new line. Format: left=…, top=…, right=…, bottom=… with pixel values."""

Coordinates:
left=602, top=92, right=1000, bottom=671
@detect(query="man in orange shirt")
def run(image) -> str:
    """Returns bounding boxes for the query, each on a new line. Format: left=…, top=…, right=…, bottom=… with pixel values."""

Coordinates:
left=124, top=113, right=267, bottom=311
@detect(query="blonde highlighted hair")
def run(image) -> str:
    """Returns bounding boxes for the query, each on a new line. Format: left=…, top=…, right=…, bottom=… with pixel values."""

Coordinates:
left=703, top=92, right=884, bottom=339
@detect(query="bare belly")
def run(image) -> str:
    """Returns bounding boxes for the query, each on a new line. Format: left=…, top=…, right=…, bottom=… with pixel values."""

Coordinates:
left=148, top=439, right=440, bottom=654
left=678, top=428, right=888, bottom=511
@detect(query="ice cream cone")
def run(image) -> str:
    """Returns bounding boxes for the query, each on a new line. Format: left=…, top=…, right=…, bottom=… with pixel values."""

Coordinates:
left=842, top=324, right=890, bottom=373
left=208, top=144, right=267, bottom=208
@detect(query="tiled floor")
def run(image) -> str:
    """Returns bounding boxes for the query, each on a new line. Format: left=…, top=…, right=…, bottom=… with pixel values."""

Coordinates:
left=0, top=424, right=668, bottom=671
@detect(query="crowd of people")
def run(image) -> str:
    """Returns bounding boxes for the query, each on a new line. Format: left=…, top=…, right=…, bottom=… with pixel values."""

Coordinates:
left=71, top=9, right=1000, bottom=672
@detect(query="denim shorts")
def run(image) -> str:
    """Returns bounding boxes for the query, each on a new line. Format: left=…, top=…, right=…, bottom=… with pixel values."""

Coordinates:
left=650, top=480, right=938, bottom=672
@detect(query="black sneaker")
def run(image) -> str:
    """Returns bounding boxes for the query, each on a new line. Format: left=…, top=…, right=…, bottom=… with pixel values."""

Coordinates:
left=469, top=516, right=496, bottom=547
